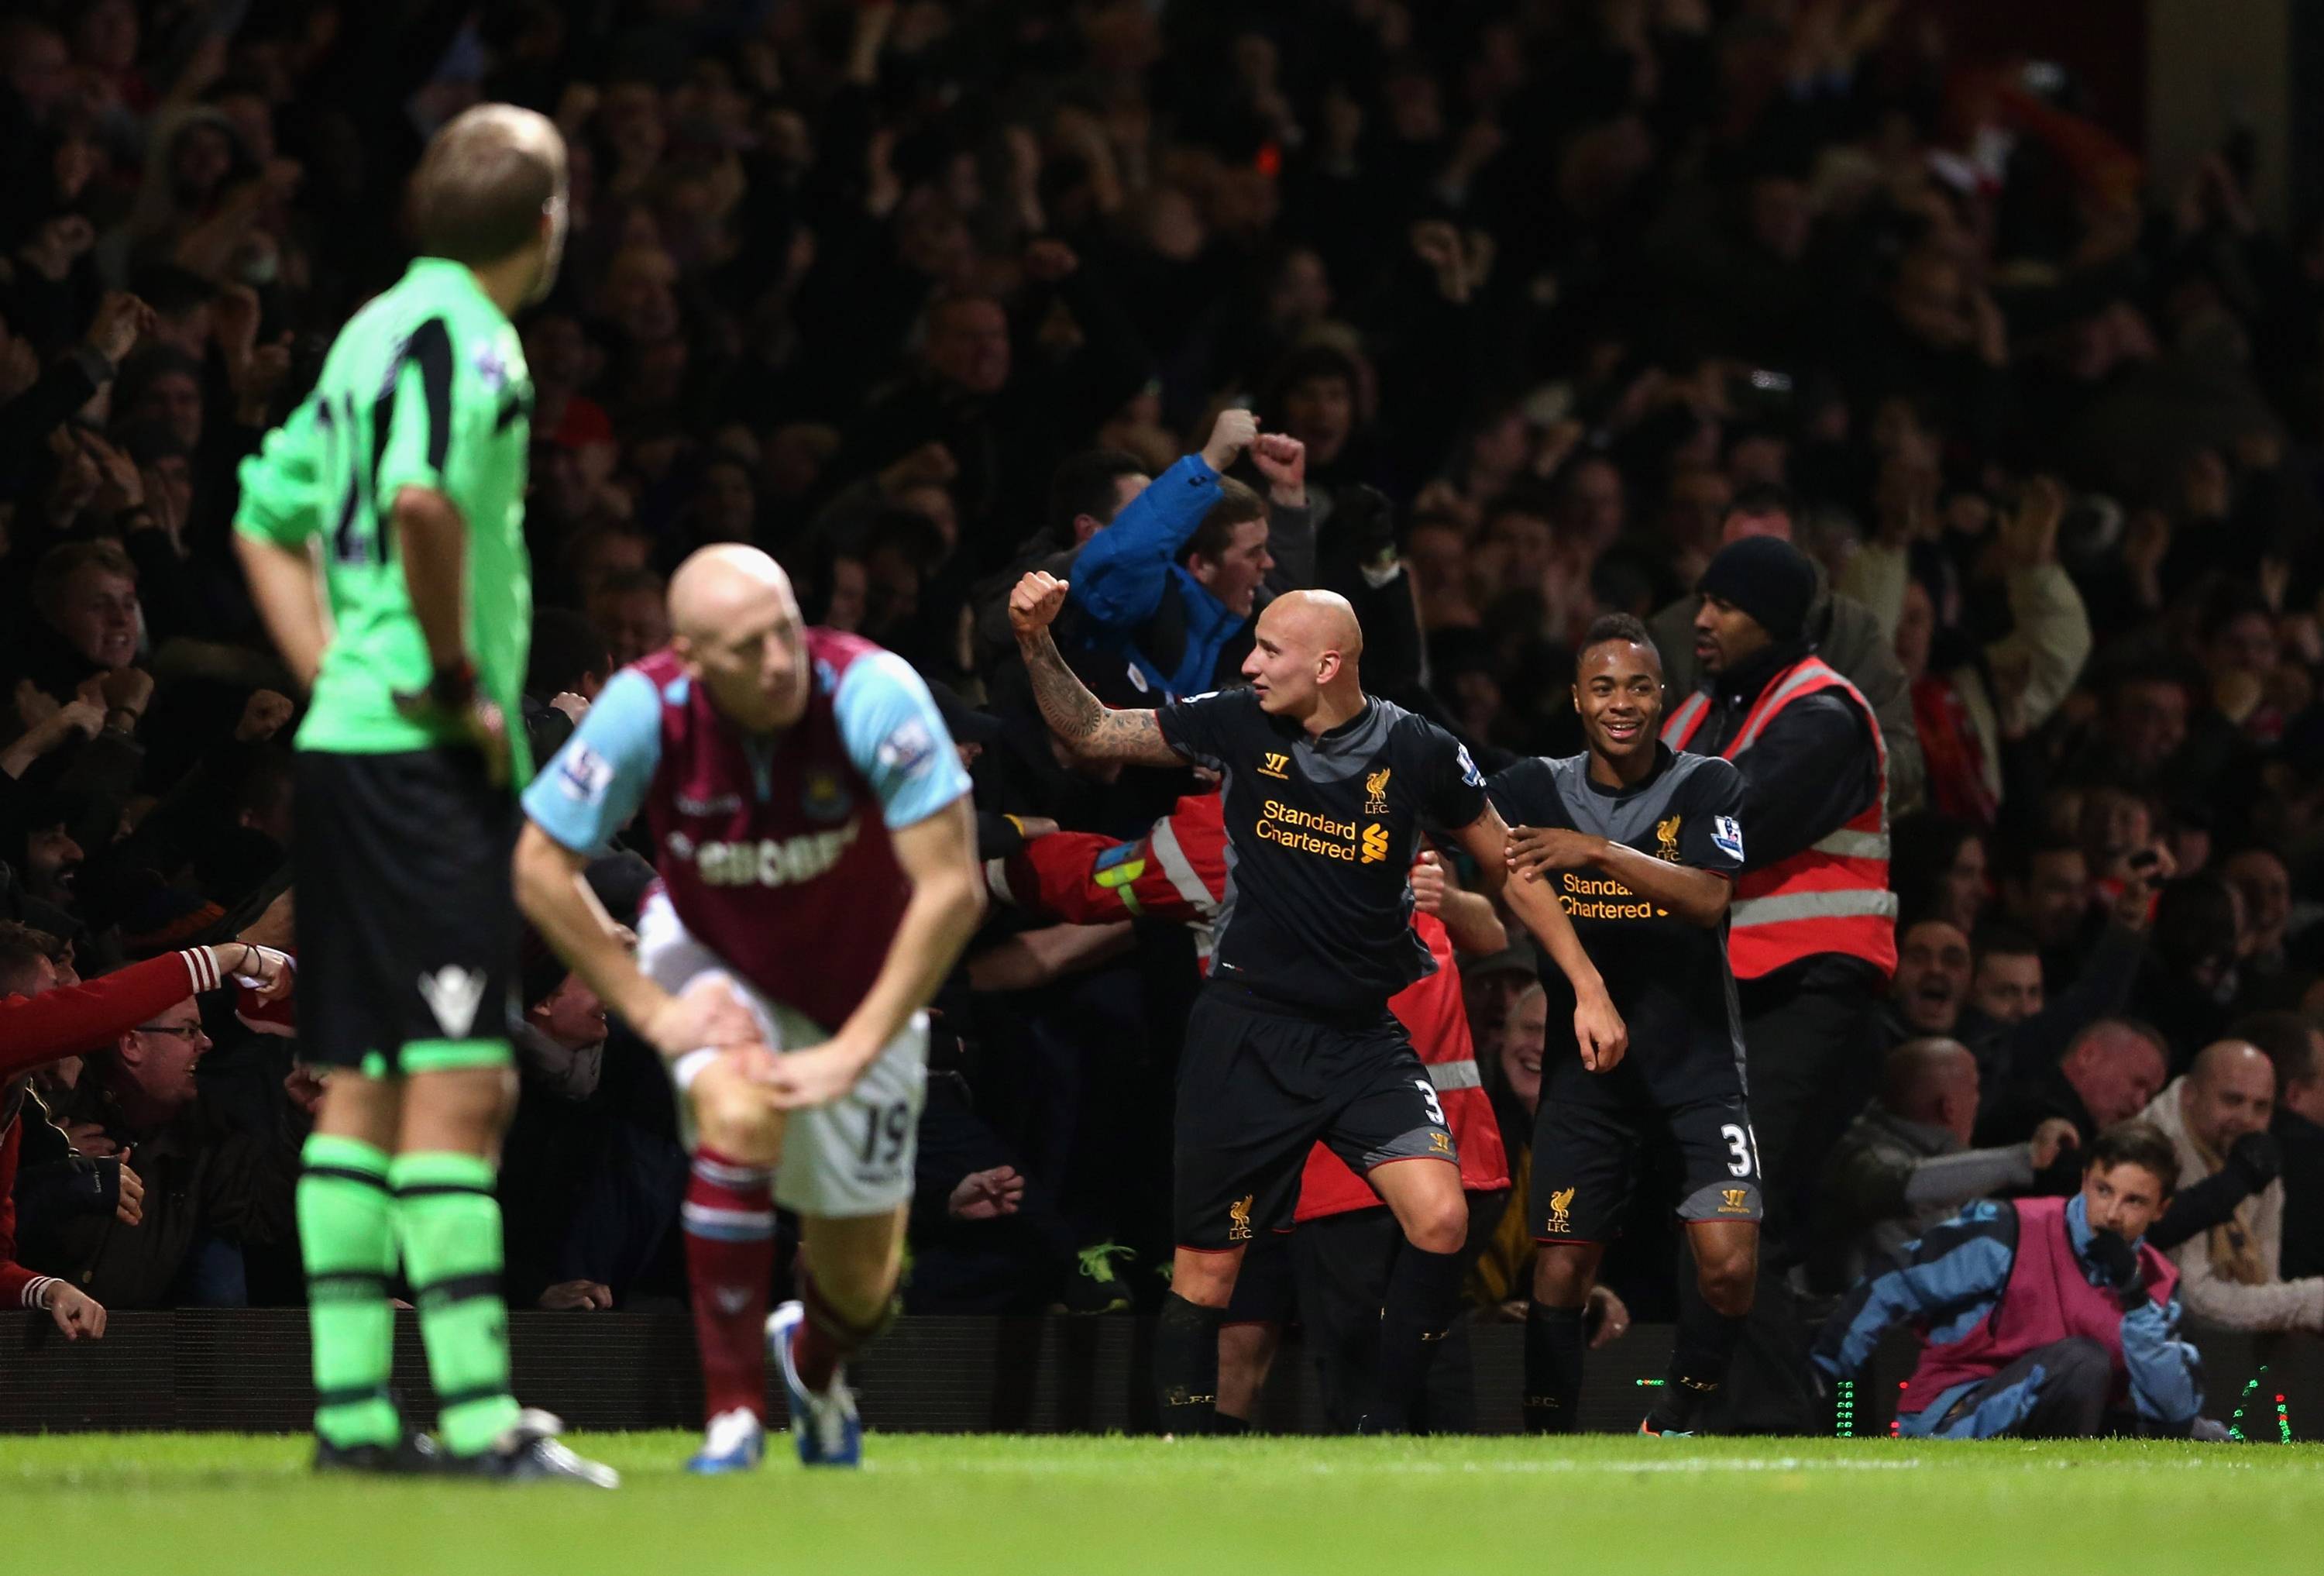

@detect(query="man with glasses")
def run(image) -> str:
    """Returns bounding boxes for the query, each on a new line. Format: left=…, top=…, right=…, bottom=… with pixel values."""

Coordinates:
left=1, top=924, right=292, bottom=1337
left=29, top=1003, right=289, bottom=1312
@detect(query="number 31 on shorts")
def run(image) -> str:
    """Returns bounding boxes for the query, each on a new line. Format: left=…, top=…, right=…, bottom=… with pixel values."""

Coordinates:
left=1721, top=1122, right=1761, bottom=1179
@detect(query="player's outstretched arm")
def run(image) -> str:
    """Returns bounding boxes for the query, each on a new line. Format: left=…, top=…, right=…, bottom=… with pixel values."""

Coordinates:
left=1454, top=805, right=1628, bottom=1072
left=512, top=821, right=758, bottom=1058
left=762, top=796, right=985, bottom=1110
left=1008, top=570, right=1186, bottom=767
left=1504, top=827, right=1733, bottom=927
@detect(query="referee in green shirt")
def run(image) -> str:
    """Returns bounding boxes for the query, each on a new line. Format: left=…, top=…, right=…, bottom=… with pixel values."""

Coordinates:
left=235, top=104, right=614, bottom=1484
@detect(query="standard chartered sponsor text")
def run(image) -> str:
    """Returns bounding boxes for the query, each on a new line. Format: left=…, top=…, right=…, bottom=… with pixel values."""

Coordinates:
left=1255, top=799, right=1362, bottom=861
left=1559, top=872, right=1666, bottom=920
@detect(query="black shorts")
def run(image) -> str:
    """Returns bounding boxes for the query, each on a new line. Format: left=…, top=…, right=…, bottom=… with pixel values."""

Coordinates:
left=1174, top=983, right=1456, bottom=1252
left=1531, top=1054, right=1762, bottom=1243
left=293, top=748, right=518, bottom=1075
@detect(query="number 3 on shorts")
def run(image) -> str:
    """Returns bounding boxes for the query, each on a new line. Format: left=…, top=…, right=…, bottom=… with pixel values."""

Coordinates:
left=1721, top=1122, right=1761, bottom=1179
left=1413, top=1078, right=1447, bottom=1130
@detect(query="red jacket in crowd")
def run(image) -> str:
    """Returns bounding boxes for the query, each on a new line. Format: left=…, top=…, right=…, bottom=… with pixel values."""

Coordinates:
left=989, top=791, right=1509, bottom=1221
left=1, top=947, right=237, bottom=1310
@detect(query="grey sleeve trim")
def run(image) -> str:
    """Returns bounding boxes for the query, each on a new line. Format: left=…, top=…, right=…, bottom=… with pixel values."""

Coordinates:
left=1899, top=1145, right=2037, bottom=1209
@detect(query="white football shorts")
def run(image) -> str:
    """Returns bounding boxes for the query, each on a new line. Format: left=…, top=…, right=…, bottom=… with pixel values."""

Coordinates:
left=635, top=889, right=924, bottom=1219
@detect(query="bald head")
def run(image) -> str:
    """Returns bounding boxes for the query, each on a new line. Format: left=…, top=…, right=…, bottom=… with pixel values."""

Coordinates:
left=2192, top=1039, right=2270, bottom=1089
left=2185, top=1038, right=2275, bottom=1154
left=669, top=545, right=810, bottom=731
left=1883, top=1037, right=1978, bottom=1142
left=1263, top=589, right=1362, bottom=662
left=412, top=102, right=567, bottom=271
left=669, top=544, right=796, bottom=641
left=1244, top=588, right=1366, bottom=722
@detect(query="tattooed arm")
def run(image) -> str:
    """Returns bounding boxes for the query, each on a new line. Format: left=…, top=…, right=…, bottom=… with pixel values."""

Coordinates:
left=1008, top=571, right=1188, bottom=767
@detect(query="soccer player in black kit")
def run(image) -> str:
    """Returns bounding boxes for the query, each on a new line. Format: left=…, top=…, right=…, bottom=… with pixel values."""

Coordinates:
left=1497, top=613, right=1761, bottom=1436
left=1009, top=571, right=1624, bottom=1433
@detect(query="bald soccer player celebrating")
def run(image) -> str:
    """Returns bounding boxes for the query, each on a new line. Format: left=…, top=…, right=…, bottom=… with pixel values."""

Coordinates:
left=1009, top=570, right=1623, bottom=1433
left=517, top=545, right=984, bottom=1473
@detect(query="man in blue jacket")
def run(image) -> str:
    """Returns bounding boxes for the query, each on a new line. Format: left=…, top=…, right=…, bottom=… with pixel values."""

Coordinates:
left=1066, top=409, right=1312, bottom=707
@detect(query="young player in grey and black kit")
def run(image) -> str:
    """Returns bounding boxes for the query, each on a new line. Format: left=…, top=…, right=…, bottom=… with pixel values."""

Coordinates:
left=1497, top=614, right=1761, bottom=1436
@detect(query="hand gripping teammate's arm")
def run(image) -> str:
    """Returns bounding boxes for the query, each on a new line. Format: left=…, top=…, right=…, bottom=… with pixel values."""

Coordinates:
left=1007, top=570, right=1190, bottom=767
left=1459, top=803, right=1629, bottom=1072
left=1503, top=831, right=1734, bottom=928
left=514, top=671, right=764, bottom=1059
left=1503, top=757, right=1746, bottom=927
left=233, top=395, right=330, bottom=689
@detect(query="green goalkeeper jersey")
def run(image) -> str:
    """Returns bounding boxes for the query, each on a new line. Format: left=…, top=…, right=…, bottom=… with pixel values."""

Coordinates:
left=235, top=256, right=535, bottom=780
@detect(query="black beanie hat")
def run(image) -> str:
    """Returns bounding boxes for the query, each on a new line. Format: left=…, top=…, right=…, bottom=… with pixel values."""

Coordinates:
left=1697, top=535, right=1817, bottom=642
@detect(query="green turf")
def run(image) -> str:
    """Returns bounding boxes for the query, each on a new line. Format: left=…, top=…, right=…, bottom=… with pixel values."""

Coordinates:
left=3, top=1432, right=2317, bottom=1574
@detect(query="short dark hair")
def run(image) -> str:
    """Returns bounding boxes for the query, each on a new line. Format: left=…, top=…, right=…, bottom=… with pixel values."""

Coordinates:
left=1261, top=343, right=1359, bottom=414
left=115, top=346, right=204, bottom=410
left=1972, top=923, right=2041, bottom=963
left=1999, top=832, right=2084, bottom=885
left=2152, top=872, right=2240, bottom=972
left=1047, top=450, right=1147, bottom=546
left=1186, top=478, right=1267, bottom=565
left=1577, top=612, right=1660, bottom=668
left=2226, top=1009, right=2323, bottom=1091
left=33, top=540, right=137, bottom=621
left=0, top=921, right=55, bottom=996
left=2087, top=1120, right=2180, bottom=1196
left=1725, top=481, right=1797, bottom=525
left=411, top=105, right=565, bottom=267
left=528, top=608, right=613, bottom=699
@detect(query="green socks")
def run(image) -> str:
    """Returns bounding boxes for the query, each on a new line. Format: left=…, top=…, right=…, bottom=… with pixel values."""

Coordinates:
left=391, top=1150, right=521, bottom=1456
left=299, top=1134, right=399, bottom=1450
left=304, top=1140, right=521, bottom=1457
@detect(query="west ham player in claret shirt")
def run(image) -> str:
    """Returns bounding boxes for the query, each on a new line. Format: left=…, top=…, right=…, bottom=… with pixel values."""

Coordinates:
left=1494, top=612, right=1761, bottom=1436
left=1009, top=569, right=1624, bottom=1434
left=515, top=545, right=983, bottom=1473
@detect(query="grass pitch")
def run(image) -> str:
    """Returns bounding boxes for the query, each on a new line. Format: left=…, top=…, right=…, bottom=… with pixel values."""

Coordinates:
left=4, top=1431, right=2316, bottom=1574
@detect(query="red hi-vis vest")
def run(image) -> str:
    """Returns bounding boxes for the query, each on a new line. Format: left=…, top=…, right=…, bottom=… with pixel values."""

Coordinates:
left=1661, top=656, right=1897, bottom=980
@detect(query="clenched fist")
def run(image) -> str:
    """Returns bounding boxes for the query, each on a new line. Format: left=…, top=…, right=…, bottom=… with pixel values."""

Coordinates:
left=1009, top=570, right=1070, bottom=640
left=1202, top=408, right=1260, bottom=472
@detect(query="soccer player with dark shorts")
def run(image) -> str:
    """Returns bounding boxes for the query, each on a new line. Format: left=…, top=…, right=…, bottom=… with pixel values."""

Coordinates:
left=1494, top=614, right=1762, bottom=1436
left=1009, top=570, right=1624, bottom=1433
left=515, top=545, right=984, bottom=1473
left=235, top=105, right=645, bottom=1483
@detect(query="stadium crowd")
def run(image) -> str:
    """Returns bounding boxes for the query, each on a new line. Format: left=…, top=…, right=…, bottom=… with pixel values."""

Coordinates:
left=5, top=0, right=2324, bottom=1426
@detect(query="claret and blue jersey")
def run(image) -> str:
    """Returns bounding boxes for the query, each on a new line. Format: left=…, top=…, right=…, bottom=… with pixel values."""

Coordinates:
left=524, top=628, right=970, bottom=1032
